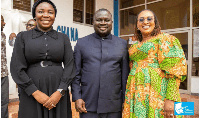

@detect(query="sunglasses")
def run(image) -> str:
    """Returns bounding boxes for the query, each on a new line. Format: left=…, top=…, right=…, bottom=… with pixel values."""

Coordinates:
left=138, top=16, right=154, bottom=23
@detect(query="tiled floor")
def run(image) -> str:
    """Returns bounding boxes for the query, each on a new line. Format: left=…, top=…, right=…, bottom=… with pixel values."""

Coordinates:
left=180, top=94, right=199, bottom=118
left=8, top=92, right=80, bottom=118
left=8, top=93, right=199, bottom=118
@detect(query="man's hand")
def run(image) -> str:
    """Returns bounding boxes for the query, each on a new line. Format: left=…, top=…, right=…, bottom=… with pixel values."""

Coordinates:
left=75, top=99, right=87, bottom=113
left=32, top=90, right=50, bottom=105
left=164, top=99, right=176, bottom=118
left=43, top=91, right=62, bottom=110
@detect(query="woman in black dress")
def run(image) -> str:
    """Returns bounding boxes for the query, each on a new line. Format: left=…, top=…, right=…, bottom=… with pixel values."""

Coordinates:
left=10, top=0, right=75, bottom=118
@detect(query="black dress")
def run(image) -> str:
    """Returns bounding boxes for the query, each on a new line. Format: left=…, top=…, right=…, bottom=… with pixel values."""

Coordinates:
left=10, top=27, right=75, bottom=118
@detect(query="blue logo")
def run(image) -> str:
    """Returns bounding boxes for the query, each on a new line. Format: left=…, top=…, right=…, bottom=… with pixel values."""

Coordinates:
left=174, top=102, right=194, bottom=115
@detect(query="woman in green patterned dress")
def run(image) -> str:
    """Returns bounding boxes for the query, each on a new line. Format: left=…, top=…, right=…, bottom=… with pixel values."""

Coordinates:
left=122, top=9, right=187, bottom=118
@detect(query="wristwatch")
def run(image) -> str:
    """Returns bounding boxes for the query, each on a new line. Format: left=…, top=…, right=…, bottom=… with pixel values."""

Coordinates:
left=57, top=89, right=65, bottom=96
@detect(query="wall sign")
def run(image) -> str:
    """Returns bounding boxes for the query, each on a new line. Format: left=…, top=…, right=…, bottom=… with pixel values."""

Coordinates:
left=57, top=25, right=78, bottom=42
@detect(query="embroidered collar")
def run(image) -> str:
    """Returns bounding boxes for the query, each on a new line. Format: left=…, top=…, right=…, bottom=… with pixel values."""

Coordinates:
left=32, top=27, right=58, bottom=39
left=93, top=32, right=112, bottom=40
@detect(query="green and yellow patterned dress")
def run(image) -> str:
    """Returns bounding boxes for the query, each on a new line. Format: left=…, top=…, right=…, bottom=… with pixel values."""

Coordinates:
left=122, top=33, right=187, bottom=118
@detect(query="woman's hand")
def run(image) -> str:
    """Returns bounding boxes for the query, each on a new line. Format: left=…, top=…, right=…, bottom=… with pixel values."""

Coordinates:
left=43, top=91, right=62, bottom=110
left=122, top=103, right=124, bottom=111
left=164, top=99, right=176, bottom=118
left=32, top=90, right=50, bottom=105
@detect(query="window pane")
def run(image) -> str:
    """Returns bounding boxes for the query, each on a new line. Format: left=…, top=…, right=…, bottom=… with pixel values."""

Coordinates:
left=147, top=0, right=190, bottom=30
left=120, top=0, right=145, bottom=9
left=73, top=0, right=84, bottom=23
left=13, top=0, right=31, bottom=12
left=34, top=0, right=38, bottom=3
left=147, top=0, right=157, bottom=2
left=86, top=0, right=95, bottom=25
left=193, top=0, right=199, bottom=27
left=192, top=29, right=199, bottom=76
left=120, top=6, right=145, bottom=35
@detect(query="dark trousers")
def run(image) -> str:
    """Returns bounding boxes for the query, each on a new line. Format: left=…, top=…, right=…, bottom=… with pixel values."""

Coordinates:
left=1, top=76, right=9, bottom=118
left=80, top=111, right=122, bottom=118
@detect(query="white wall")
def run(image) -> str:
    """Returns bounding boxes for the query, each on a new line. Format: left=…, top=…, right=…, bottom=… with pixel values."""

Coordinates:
left=191, top=76, right=199, bottom=93
left=96, top=0, right=114, bottom=34
left=1, top=0, right=114, bottom=95
left=52, top=0, right=94, bottom=48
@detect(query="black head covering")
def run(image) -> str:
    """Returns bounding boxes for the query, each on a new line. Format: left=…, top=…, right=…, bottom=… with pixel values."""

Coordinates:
left=32, top=0, right=57, bottom=18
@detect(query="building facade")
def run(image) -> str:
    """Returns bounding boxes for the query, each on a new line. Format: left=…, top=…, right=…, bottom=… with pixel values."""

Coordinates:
left=1, top=0, right=199, bottom=97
